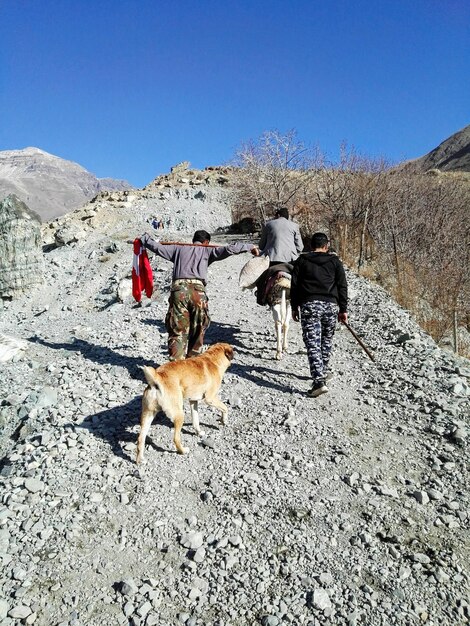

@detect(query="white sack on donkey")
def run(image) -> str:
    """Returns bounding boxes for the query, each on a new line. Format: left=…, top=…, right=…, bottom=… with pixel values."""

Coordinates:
left=239, top=255, right=270, bottom=289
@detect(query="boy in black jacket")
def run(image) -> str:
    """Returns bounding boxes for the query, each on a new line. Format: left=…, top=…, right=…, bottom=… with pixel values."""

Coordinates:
left=291, top=233, right=348, bottom=397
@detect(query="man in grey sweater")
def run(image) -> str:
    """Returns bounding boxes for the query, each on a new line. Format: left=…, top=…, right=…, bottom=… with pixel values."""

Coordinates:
left=259, top=207, right=304, bottom=265
left=140, top=230, right=258, bottom=360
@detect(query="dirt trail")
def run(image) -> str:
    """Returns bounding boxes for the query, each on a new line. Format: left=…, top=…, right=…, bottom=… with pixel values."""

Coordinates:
left=0, top=236, right=468, bottom=626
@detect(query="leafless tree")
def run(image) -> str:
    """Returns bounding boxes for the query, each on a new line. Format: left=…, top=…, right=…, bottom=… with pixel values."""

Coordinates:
left=232, top=129, right=320, bottom=224
left=308, top=144, right=390, bottom=267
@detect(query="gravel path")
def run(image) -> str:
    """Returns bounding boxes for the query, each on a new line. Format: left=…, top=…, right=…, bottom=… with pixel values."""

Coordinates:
left=0, top=225, right=469, bottom=626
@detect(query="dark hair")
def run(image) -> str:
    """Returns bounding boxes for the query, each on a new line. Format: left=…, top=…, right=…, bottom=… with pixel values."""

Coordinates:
left=275, top=207, right=289, bottom=219
left=193, top=230, right=211, bottom=243
left=311, top=232, right=329, bottom=249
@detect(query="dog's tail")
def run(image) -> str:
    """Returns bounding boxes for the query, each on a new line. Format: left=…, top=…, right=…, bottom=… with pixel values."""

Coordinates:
left=142, top=366, right=164, bottom=397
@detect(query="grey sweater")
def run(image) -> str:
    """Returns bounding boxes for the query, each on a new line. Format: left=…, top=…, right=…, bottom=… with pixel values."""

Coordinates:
left=140, top=233, right=253, bottom=283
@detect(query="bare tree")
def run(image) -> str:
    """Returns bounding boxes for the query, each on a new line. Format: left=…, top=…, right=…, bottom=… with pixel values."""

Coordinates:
left=308, top=144, right=390, bottom=266
left=232, top=129, right=319, bottom=224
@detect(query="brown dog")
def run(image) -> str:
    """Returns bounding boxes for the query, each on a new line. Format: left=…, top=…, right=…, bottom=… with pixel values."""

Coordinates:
left=136, top=343, right=234, bottom=463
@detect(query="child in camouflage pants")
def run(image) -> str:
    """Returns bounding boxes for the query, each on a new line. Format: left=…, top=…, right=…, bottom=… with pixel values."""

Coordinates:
left=300, top=301, right=338, bottom=385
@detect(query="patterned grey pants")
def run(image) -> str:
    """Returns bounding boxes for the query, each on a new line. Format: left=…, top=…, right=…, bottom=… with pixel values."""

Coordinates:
left=300, top=300, right=338, bottom=383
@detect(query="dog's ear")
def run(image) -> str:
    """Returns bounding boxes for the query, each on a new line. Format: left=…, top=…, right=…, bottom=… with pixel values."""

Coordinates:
left=224, top=344, right=234, bottom=361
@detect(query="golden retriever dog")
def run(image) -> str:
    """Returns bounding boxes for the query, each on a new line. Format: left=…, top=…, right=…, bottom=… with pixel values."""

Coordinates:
left=136, top=343, right=234, bottom=463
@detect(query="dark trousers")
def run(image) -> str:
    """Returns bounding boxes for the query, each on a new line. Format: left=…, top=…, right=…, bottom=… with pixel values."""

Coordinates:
left=300, top=300, right=338, bottom=383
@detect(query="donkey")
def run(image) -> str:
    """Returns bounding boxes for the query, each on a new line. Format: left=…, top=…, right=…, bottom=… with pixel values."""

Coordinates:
left=256, top=263, right=292, bottom=361
left=263, top=269, right=292, bottom=360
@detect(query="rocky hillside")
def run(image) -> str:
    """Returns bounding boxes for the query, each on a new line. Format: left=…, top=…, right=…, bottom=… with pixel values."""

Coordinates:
left=0, top=148, right=133, bottom=222
left=405, top=124, right=470, bottom=173
left=0, top=192, right=468, bottom=625
left=39, top=163, right=234, bottom=249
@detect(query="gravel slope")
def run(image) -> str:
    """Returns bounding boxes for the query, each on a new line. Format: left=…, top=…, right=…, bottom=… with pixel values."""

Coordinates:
left=0, top=225, right=469, bottom=626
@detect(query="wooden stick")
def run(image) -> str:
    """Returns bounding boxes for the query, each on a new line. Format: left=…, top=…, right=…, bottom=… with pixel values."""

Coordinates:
left=127, top=239, right=225, bottom=249
left=156, top=241, right=224, bottom=248
left=344, top=322, right=375, bottom=362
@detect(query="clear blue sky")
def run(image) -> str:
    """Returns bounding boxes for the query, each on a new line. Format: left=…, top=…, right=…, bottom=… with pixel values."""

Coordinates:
left=1, top=0, right=469, bottom=187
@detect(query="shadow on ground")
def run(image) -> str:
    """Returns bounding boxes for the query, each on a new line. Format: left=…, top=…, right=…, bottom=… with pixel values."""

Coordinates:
left=77, top=396, right=173, bottom=462
left=29, top=336, right=150, bottom=380
left=77, top=395, right=220, bottom=462
left=230, top=362, right=305, bottom=393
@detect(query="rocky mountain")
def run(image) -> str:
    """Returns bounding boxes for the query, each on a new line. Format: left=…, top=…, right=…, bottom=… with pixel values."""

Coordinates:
left=0, top=148, right=134, bottom=222
left=405, top=124, right=470, bottom=173
left=0, top=184, right=468, bottom=625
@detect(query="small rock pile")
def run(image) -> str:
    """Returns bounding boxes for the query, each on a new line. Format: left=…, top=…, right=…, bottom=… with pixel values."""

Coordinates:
left=145, top=162, right=232, bottom=191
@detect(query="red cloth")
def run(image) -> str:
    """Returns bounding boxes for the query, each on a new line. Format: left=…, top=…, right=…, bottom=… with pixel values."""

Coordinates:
left=132, top=238, right=154, bottom=302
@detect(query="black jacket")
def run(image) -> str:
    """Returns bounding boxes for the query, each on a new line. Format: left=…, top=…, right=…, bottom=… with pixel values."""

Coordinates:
left=290, top=252, right=348, bottom=312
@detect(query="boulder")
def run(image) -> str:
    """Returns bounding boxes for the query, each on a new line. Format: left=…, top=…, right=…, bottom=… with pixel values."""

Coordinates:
left=54, top=222, right=88, bottom=246
left=0, top=194, right=43, bottom=298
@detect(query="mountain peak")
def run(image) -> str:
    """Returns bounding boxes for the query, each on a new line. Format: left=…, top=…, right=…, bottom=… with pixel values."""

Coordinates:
left=0, top=148, right=134, bottom=221
left=408, top=124, right=470, bottom=173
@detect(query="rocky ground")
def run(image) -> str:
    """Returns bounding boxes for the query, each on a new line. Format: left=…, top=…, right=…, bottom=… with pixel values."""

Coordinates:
left=0, top=195, right=469, bottom=626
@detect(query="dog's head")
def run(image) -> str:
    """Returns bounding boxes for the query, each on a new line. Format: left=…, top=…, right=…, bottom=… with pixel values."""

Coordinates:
left=209, top=343, right=234, bottom=361
left=218, top=342, right=234, bottom=362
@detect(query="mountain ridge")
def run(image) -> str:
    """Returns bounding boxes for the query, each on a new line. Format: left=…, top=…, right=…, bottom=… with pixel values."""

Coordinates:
left=404, top=124, right=470, bottom=173
left=0, top=147, right=134, bottom=221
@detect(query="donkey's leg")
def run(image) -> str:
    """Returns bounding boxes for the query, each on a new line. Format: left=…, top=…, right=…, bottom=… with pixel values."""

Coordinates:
left=282, top=290, right=291, bottom=353
left=272, top=303, right=283, bottom=360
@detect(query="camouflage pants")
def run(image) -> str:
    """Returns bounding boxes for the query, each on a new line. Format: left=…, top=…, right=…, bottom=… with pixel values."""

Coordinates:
left=165, top=282, right=210, bottom=360
left=300, top=300, right=338, bottom=384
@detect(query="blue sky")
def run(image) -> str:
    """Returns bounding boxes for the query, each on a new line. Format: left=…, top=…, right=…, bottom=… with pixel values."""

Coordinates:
left=1, top=0, right=469, bottom=187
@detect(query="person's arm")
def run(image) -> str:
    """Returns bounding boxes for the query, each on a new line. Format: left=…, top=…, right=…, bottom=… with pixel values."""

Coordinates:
left=258, top=225, right=268, bottom=254
left=208, top=242, right=257, bottom=264
left=293, top=224, right=304, bottom=254
left=335, top=259, right=348, bottom=322
left=290, top=258, right=301, bottom=321
left=140, top=233, right=176, bottom=261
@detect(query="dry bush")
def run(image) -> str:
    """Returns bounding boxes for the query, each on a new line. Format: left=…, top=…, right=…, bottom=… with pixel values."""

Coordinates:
left=289, top=145, right=391, bottom=266
left=369, top=171, right=470, bottom=346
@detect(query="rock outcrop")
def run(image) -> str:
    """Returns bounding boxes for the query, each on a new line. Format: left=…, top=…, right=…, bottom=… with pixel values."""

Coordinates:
left=0, top=194, right=43, bottom=298
left=144, top=162, right=233, bottom=191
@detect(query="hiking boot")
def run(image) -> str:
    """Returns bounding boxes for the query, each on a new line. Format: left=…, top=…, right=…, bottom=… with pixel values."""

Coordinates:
left=307, top=382, right=329, bottom=398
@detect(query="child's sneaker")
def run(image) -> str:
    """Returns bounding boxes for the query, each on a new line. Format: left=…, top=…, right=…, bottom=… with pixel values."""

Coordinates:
left=307, top=381, right=329, bottom=398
